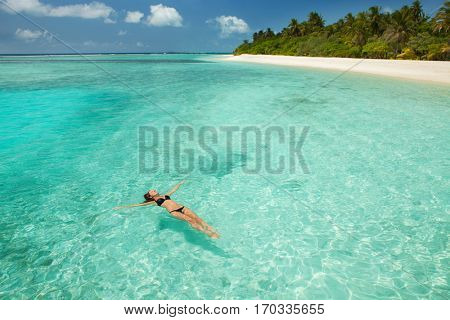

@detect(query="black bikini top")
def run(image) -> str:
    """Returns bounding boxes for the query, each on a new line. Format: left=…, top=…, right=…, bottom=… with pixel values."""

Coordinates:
left=155, top=195, right=170, bottom=206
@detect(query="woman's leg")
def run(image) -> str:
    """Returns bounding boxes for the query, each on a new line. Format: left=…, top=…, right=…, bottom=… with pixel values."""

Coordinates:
left=170, top=211, right=219, bottom=238
left=187, top=218, right=219, bottom=238
left=182, top=208, right=219, bottom=237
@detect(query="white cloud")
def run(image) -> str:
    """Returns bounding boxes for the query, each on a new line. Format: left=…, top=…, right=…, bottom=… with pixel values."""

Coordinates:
left=15, top=28, right=43, bottom=41
left=146, top=4, right=182, bottom=27
left=15, top=28, right=52, bottom=42
left=209, top=15, right=249, bottom=37
left=104, top=17, right=116, bottom=24
left=1, top=0, right=115, bottom=22
left=1, top=0, right=47, bottom=15
left=382, top=6, right=393, bottom=14
left=136, top=41, right=144, bottom=47
left=125, top=10, right=143, bottom=23
left=117, top=30, right=127, bottom=36
left=83, top=40, right=96, bottom=46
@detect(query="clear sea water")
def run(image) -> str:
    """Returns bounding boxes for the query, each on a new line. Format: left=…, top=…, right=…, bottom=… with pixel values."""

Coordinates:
left=0, top=54, right=449, bottom=299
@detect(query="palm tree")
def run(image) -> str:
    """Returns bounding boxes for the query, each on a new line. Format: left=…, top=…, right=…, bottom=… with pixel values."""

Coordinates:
left=288, top=18, right=302, bottom=36
left=343, top=12, right=369, bottom=47
left=344, top=13, right=355, bottom=25
left=410, top=0, right=425, bottom=24
left=333, top=18, right=345, bottom=33
left=349, top=12, right=369, bottom=47
left=432, top=1, right=449, bottom=33
left=252, top=32, right=258, bottom=42
left=383, top=7, right=414, bottom=54
left=368, top=6, right=383, bottom=35
left=280, top=27, right=289, bottom=37
left=234, top=0, right=449, bottom=61
left=342, top=13, right=355, bottom=35
left=265, top=28, right=275, bottom=38
left=300, top=22, right=308, bottom=36
left=307, top=11, right=325, bottom=30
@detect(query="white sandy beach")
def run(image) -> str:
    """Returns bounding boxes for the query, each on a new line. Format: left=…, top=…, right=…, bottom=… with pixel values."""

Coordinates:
left=222, top=54, right=450, bottom=85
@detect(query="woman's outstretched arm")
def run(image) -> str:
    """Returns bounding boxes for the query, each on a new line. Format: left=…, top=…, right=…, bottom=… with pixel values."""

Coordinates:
left=165, top=180, right=186, bottom=196
left=113, top=201, right=156, bottom=210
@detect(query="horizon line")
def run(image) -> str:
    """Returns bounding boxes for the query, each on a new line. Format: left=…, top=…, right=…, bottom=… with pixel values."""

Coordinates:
left=0, top=52, right=232, bottom=56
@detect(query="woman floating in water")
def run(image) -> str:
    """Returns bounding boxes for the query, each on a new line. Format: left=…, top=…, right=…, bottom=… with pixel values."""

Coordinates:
left=114, top=181, right=219, bottom=238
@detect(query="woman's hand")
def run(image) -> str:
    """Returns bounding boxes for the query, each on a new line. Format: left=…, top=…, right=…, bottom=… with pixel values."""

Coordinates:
left=166, top=180, right=186, bottom=196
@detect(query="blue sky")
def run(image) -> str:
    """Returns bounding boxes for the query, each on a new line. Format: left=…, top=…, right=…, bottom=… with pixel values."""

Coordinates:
left=0, top=0, right=445, bottom=54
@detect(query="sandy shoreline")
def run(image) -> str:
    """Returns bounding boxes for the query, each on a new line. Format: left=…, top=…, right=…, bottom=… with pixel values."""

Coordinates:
left=221, top=54, right=450, bottom=85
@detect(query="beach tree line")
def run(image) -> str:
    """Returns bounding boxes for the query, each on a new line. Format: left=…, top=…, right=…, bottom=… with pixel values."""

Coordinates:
left=234, top=1, right=449, bottom=60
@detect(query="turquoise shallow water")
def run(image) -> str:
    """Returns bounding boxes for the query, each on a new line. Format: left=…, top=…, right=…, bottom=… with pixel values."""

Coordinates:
left=0, top=54, right=449, bottom=299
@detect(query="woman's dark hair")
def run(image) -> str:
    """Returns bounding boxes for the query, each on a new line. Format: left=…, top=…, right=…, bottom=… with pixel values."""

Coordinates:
left=143, top=193, right=154, bottom=202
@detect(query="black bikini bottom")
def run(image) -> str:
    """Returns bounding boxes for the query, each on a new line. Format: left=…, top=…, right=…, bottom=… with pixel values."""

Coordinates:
left=170, top=206, right=185, bottom=213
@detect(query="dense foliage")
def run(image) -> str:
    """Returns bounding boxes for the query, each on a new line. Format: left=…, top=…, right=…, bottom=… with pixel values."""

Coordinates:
left=234, top=1, right=449, bottom=60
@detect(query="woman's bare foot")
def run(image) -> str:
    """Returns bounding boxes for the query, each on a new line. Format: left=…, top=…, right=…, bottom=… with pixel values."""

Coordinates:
left=209, top=231, right=220, bottom=239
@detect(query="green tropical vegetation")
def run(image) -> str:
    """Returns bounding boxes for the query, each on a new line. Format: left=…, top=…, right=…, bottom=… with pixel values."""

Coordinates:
left=234, top=1, right=450, bottom=60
